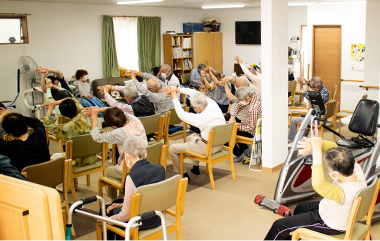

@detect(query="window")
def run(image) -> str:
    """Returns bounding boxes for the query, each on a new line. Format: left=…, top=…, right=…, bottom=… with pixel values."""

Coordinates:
left=0, top=14, right=29, bottom=44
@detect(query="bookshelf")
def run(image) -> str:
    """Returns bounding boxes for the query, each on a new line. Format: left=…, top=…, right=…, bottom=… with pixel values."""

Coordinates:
left=163, top=34, right=194, bottom=79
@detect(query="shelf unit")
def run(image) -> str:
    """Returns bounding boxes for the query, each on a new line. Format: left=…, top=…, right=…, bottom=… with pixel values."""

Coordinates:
left=163, top=34, right=194, bottom=79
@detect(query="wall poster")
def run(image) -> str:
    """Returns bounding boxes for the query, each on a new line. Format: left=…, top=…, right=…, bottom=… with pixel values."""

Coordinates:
left=351, top=43, right=365, bottom=70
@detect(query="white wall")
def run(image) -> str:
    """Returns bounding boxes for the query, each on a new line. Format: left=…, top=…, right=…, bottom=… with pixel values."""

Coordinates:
left=307, top=3, right=372, bottom=110
left=0, top=1, right=206, bottom=115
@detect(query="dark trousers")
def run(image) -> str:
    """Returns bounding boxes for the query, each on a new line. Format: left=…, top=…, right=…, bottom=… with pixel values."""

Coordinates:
left=224, top=113, right=241, bottom=123
left=264, top=201, right=344, bottom=240
left=233, top=130, right=253, bottom=156
left=217, top=103, right=229, bottom=114
left=0, top=154, right=27, bottom=181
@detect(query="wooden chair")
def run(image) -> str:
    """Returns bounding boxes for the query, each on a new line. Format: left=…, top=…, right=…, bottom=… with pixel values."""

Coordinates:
left=98, top=142, right=169, bottom=198
left=163, top=107, right=189, bottom=145
left=21, top=157, right=73, bottom=235
left=96, top=175, right=188, bottom=240
left=138, top=113, right=165, bottom=145
left=288, top=80, right=297, bottom=107
left=65, top=133, right=108, bottom=202
left=294, top=82, right=304, bottom=106
left=330, top=84, right=338, bottom=101
left=180, top=122, right=239, bottom=189
left=292, top=177, right=380, bottom=240
left=181, top=73, right=191, bottom=87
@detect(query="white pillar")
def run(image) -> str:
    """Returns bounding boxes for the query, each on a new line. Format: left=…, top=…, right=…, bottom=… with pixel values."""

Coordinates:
left=261, top=0, right=289, bottom=170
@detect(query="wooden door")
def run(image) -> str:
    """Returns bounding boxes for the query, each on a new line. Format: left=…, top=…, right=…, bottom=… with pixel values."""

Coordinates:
left=213, top=32, right=223, bottom=74
left=196, top=33, right=207, bottom=67
left=313, top=25, right=341, bottom=106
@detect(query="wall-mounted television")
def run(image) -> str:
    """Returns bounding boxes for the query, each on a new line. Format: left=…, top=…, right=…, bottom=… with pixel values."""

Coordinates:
left=235, top=21, right=261, bottom=45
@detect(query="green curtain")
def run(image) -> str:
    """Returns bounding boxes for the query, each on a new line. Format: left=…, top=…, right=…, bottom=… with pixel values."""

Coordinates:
left=137, top=17, right=161, bottom=72
left=102, top=16, right=120, bottom=78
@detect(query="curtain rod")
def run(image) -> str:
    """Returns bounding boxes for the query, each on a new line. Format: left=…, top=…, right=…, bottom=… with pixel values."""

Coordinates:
left=0, top=13, right=31, bottom=16
left=102, top=15, right=159, bottom=18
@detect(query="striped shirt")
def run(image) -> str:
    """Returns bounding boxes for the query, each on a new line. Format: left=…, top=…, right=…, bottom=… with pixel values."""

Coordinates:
left=105, top=92, right=134, bottom=116
left=231, top=92, right=262, bottom=135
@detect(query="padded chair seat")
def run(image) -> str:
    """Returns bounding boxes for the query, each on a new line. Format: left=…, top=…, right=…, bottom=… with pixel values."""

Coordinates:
left=168, top=126, right=183, bottom=134
left=72, top=161, right=103, bottom=174
left=138, top=219, right=175, bottom=239
left=336, top=139, right=364, bottom=149
left=148, top=139, right=158, bottom=145
left=107, top=176, right=122, bottom=185
left=337, top=111, right=352, bottom=118
left=168, top=130, right=185, bottom=137
left=211, top=149, right=230, bottom=160
left=330, top=223, right=369, bottom=240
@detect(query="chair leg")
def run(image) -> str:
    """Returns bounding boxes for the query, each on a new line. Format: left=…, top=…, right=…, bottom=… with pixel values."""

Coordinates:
left=207, top=162, right=215, bottom=189
left=176, top=224, right=182, bottom=240
left=338, top=120, right=342, bottom=133
left=229, top=156, right=237, bottom=181
left=180, top=155, right=184, bottom=177
left=87, top=175, right=91, bottom=186
left=96, top=221, right=103, bottom=240
left=205, top=163, right=209, bottom=175
left=71, top=178, right=78, bottom=202
left=98, top=181, right=104, bottom=198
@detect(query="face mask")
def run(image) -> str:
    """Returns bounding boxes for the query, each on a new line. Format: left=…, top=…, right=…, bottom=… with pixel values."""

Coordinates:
left=83, top=75, right=88, bottom=80
left=239, top=100, right=249, bottom=106
left=329, top=171, right=339, bottom=183
left=161, top=73, right=167, bottom=79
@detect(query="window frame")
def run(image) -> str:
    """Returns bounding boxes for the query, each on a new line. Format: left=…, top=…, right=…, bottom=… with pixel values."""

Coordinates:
left=0, top=14, right=29, bottom=45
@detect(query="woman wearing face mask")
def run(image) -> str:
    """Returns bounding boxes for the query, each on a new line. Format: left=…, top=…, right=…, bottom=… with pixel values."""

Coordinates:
left=264, top=137, right=367, bottom=240
left=229, top=87, right=262, bottom=162
left=72, top=69, right=106, bottom=110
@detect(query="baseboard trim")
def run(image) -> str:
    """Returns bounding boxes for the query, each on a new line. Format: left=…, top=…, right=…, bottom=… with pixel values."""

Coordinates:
left=262, top=163, right=283, bottom=172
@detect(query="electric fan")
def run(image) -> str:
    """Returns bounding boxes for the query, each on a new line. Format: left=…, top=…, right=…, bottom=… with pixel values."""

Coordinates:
left=17, top=56, right=45, bottom=119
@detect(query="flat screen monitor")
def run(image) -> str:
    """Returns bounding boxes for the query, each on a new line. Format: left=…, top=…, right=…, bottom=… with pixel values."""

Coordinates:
left=235, top=21, right=261, bottom=45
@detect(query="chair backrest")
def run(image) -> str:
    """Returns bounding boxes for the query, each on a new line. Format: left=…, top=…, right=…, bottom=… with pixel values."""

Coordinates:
left=21, top=157, right=67, bottom=188
left=181, top=73, right=191, bottom=85
left=323, top=100, right=337, bottom=119
left=330, top=84, right=338, bottom=101
left=91, top=77, right=125, bottom=99
left=349, top=99, right=379, bottom=136
left=211, top=122, right=236, bottom=147
left=288, top=80, right=297, bottom=94
left=146, top=142, right=164, bottom=165
left=138, top=113, right=161, bottom=136
left=68, top=134, right=103, bottom=159
left=354, top=176, right=379, bottom=222
left=135, top=174, right=182, bottom=214
left=167, top=107, right=183, bottom=126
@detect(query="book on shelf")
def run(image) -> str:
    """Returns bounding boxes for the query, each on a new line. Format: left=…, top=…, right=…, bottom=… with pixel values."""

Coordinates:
left=182, top=49, right=192, bottom=58
left=172, top=36, right=181, bottom=45
left=183, top=37, right=192, bottom=48
left=183, top=59, right=193, bottom=70
left=172, top=46, right=183, bottom=58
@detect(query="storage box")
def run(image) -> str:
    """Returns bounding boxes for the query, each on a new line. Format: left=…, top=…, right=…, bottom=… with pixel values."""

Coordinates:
left=183, top=23, right=204, bottom=33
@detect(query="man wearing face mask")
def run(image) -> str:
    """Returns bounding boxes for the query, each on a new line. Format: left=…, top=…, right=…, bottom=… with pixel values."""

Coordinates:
left=157, top=64, right=180, bottom=88
left=265, top=137, right=366, bottom=240
left=229, top=87, right=262, bottom=162
left=224, top=76, right=256, bottom=122
left=105, top=136, right=165, bottom=239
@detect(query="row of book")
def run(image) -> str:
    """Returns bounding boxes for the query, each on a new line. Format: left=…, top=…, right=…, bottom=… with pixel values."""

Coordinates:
left=184, top=59, right=193, bottom=70
left=172, top=36, right=181, bottom=45
left=172, top=47, right=183, bottom=58
left=183, top=50, right=192, bottom=58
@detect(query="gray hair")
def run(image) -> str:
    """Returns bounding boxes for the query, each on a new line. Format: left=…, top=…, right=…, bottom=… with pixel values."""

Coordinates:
left=123, top=83, right=139, bottom=99
left=236, top=76, right=250, bottom=88
left=161, top=64, right=171, bottom=72
left=147, top=78, right=160, bottom=91
left=311, top=76, right=323, bottom=89
left=189, top=92, right=208, bottom=110
left=123, top=136, right=148, bottom=160
left=236, top=87, right=251, bottom=100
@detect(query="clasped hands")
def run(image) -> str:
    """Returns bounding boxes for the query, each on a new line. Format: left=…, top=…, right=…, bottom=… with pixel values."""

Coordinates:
left=82, top=106, right=100, bottom=118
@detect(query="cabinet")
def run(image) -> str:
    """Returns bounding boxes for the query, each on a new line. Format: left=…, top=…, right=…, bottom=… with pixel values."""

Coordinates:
left=195, top=32, right=223, bottom=74
left=163, top=34, right=194, bottom=79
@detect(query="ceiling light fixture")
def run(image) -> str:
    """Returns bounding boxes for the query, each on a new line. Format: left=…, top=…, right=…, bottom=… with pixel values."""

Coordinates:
left=319, top=1, right=366, bottom=5
left=202, top=4, right=245, bottom=9
left=117, top=0, right=163, bottom=5
left=288, top=2, right=313, bottom=6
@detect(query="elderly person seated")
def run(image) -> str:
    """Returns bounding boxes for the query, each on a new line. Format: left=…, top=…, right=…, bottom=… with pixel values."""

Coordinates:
left=85, top=106, right=147, bottom=199
left=105, top=136, right=165, bottom=239
left=190, top=64, right=206, bottom=90
left=163, top=86, right=225, bottom=181
left=229, top=87, right=262, bottom=163
left=207, top=67, right=231, bottom=114
left=99, top=83, right=155, bottom=117
left=157, top=64, right=180, bottom=87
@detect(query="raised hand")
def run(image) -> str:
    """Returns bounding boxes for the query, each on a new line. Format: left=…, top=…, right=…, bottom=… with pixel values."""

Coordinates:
left=235, top=56, right=243, bottom=64
left=162, top=87, right=171, bottom=95
left=297, top=137, right=312, bottom=155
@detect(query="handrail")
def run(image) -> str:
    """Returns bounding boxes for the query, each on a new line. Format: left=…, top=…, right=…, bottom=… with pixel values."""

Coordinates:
left=359, top=85, right=379, bottom=90
left=341, top=79, right=364, bottom=82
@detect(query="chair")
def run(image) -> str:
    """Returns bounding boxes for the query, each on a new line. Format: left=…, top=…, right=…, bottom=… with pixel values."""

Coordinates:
left=21, top=157, right=73, bottom=235
left=65, top=134, right=108, bottom=202
left=98, top=142, right=169, bottom=198
left=336, top=94, right=368, bottom=133
left=288, top=80, right=297, bottom=107
left=138, top=113, right=165, bottom=145
left=292, top=177, right=380, bottom=240
left=181, top=73, right=191, bottom=87
left=163, top=107, right=189, bottom=145
left=96, top=174, right=188, bottom=240
left=180, top=122, right=239, bottom=189
left=330, top=84, right=338, bottom=101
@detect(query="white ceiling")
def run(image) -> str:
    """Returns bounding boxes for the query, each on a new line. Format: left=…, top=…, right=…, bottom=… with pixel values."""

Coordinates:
left=2, top=0, right=367, bottom=9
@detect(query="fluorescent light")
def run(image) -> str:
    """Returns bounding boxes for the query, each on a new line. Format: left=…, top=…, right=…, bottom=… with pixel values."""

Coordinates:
left=117, top=0, right=163, bottom=5
left=320, top=1, right=366, bottom=5
left=202, top=4, right=245, bottom=9
left=288, top=2, right=313, bottom=6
